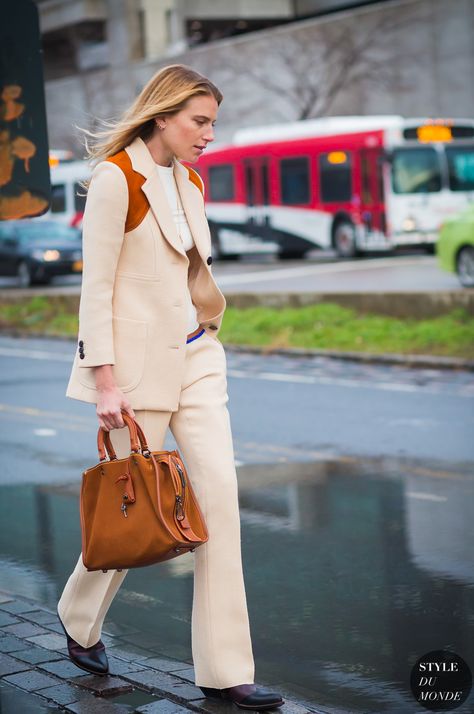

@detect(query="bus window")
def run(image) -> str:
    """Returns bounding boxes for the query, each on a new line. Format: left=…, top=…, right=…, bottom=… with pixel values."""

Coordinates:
left=391, top=148, right=441, bottom=193
left=446, top=146, right=474, bottom=191
left=319, top=152, right=352, bottom=203
left=209, top=165, right=235, bottom=201
left=51, top=184, right=66, bottom=212
left=361, top=154, right=372, bottom=203
left=261, top=162, right=269, bottom=205
left=74, top=182, right=87, bottom=212
left=245, top=163, right=255, bottom=206
left=280, top=157, right=310, bottom=204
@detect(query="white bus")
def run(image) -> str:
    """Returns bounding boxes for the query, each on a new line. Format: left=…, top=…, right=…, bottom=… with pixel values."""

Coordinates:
left=38, top=151, right=91, bottom=228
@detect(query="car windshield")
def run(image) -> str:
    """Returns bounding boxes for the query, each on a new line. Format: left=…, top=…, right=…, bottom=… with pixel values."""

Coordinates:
left=16, top=223, right=80, bottom=244
left=445, top=146, right=474, bottom=191
left=391, top=147, right=442, bottom=193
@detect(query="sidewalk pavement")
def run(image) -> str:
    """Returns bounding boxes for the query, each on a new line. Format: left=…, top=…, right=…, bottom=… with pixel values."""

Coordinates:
left=0, top=589, right=323, bottom=714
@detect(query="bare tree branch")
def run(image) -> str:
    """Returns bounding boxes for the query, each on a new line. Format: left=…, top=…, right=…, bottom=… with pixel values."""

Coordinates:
left=209, top=4, right=429, bottom=122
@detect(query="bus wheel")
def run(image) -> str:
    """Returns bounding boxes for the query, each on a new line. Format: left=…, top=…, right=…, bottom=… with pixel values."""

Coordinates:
left=17, top=261, right=33, bottom=288
left=456, top=246, right=474, bottom=288
left=333, top=220, right=358, bottom=259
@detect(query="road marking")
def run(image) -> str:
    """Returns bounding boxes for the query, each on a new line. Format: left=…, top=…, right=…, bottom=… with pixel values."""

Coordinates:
left=228, top=369, right=315, bottom=383
left=0, top=403, right=91, bottom=429
left=406, top=491, right=447, bottom=502
left=227, top=368, right=470, bottom=397
left=0, top=344, right=471, bottom=397
left=0, top=346, right=72, bottom=361
left=389, top=417, right=439, bottom=427
left=0, top=403, right=88, bottom=421
left=217, top=256, right=435, bottom=286
left=0, top=403, right=470, bottom=483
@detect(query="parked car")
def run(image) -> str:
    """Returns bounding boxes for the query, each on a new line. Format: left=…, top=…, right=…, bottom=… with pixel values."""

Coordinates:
left=436, top=205, right=474, bottom=288
left=0, top=220, right=82, bottom=287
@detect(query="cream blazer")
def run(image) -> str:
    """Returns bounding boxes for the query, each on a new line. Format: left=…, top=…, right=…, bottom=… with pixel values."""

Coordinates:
left=65, top=136, right=226, bottom=411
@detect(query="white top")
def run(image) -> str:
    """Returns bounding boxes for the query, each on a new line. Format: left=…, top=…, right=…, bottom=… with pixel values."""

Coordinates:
left=156, top=163, right=196, bottom=252
left=156, top=163, right=199, bottom=334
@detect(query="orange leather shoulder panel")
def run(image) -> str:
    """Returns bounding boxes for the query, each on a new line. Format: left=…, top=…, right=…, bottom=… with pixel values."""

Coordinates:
left=185, top=166, right=204, bottom=196
left=106, top=151, right=149, bottom=232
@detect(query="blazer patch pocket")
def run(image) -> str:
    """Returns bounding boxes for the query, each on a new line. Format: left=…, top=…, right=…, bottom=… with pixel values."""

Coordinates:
left=78, top=316, right=148, bottom=393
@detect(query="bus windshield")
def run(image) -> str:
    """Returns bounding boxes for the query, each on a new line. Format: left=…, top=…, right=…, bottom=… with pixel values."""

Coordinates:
left=391, top=147, right=441, bottom=194
left=446, top=146, right=474, bottom=191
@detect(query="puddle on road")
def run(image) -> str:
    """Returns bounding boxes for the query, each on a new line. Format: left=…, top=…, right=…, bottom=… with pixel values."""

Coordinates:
left=0, top=456, right=473, bottom=714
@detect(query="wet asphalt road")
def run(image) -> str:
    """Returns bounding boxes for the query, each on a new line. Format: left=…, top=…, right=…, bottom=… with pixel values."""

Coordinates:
left=0, top=334, right=473, bottom=713
left=0, top=334, right=472, bottom=485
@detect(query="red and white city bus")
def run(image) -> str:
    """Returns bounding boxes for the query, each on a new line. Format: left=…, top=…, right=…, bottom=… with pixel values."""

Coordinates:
left=34, top=150, right=90, bottom=229
left=195, top=116, right=474, bottom=260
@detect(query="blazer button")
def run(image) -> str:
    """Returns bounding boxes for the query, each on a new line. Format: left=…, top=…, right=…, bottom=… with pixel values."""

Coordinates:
left=79, top=353, right=85, bottom=360
left=78, top=340, right=84, bottom=347
left=207, top=256, right=212, bottom=265
left=209, top=324, right=218, bottom=330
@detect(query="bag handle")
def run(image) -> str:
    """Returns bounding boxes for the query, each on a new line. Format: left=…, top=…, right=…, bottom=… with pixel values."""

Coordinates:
left=97, top=413, right=202, bottom=542
left=128, top=418, right=151, bottom=455
left=97, top=411, right=143, bottom=461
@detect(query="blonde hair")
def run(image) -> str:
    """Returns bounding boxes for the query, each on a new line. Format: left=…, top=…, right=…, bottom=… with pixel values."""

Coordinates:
left=76, top=64, right=223, bottom=173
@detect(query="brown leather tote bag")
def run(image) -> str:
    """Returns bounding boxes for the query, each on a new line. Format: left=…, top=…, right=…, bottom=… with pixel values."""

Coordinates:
left=80, top=411, right=209, bottom=572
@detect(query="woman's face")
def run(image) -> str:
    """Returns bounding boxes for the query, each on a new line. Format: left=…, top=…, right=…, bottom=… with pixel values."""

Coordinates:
left=160, top=94, right=218, bottom=163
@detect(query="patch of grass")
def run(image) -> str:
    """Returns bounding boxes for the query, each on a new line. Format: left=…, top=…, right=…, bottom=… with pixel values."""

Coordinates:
left=219, top=304, right=474, bottom=358
left=1, top=297, right=473, bottom=358
left=0, top=296, right=78, bottom=337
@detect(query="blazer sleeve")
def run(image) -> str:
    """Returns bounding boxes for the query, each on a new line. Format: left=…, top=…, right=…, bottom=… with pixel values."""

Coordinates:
left=77, top=160, right=129, bottom=368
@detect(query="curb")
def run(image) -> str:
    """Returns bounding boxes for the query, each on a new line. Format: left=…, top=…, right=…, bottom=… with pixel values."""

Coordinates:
left=0, top=589, right=325, bottom=714
left=1, top=289, right=474, bottom=319
left=0, top=328, right=472, bottom=372
left=221, top=343, right=474, bottom=372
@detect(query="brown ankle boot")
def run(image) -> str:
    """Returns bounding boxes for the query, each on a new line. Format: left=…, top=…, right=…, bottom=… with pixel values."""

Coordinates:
left=200, top=683, right=284, bottom=710
left=58, top=612, right=109, bottom=676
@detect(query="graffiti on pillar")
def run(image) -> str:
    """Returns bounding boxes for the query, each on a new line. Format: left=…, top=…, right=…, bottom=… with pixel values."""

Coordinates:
left=0, top=84, right=49, bottom=220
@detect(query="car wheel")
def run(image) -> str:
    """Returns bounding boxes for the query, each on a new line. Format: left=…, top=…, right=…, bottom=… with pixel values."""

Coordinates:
left=456, top=246, right=474, bottom=288
left=333, top=220, right=359, bottom=259
left=17, top=261, right=32, bottom=288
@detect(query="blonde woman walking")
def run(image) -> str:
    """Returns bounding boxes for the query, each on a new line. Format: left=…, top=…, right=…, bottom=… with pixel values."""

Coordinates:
left=56, top=64, right=284, bottom=710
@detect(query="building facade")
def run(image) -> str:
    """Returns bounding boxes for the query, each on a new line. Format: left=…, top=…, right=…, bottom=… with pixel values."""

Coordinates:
left=36, top=0, right=474, bottom=152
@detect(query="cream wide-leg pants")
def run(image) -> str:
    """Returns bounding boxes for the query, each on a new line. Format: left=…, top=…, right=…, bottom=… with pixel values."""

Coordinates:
left=57, top=329, right=255, bottom=688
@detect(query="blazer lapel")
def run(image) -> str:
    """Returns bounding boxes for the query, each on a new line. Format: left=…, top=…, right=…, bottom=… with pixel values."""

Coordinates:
left=125, top=136, right=209, bottom=262
left=173, top=157, right=211, bottom=265
left=142, top=172, right=186, bottom=258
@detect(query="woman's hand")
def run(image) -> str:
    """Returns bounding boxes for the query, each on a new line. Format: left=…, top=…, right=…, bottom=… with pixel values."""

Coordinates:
left=94, top=365, right=135, bottom=431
